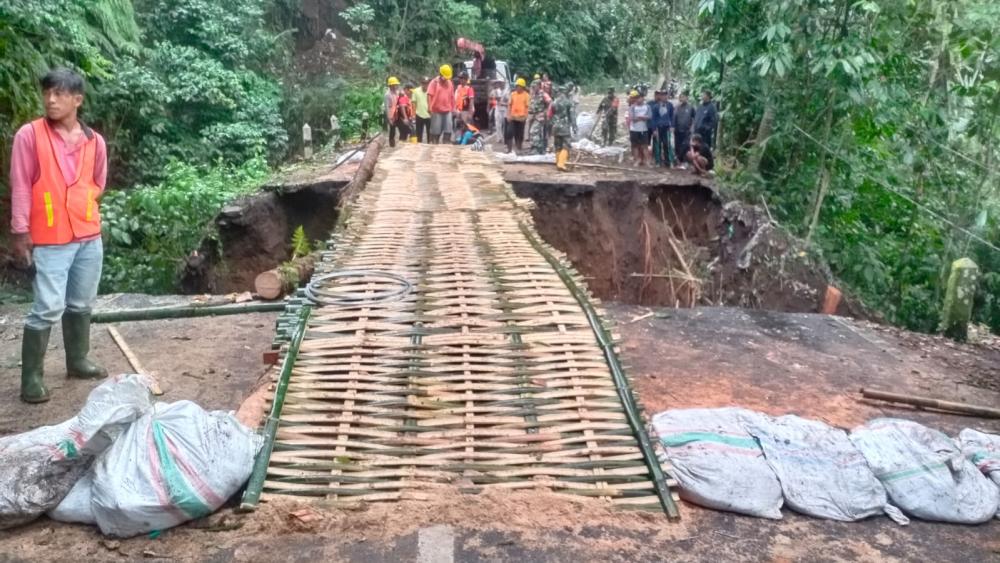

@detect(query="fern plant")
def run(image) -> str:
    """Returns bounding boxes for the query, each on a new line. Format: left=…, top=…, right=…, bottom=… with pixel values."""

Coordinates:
left=290, top=225, right=312, bottom=259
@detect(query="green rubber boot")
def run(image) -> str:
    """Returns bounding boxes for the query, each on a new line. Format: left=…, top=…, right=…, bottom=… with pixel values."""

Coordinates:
left=63, top=311, right=108, bottom=379
left=20, top=327, right=51, bottom=403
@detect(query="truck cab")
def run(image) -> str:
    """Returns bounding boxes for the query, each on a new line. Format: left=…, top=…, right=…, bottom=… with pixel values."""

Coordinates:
left=457, top=58, right=512, bottom=130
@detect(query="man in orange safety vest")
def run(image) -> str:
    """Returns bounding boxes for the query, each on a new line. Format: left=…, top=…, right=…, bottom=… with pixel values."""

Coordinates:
left=9, top=68, right=108, bottom=403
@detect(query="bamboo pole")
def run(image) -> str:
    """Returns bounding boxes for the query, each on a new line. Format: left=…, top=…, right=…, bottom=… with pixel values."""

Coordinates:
left=241, top=305, right=313, bottom=511
left=107, top=326, right=163, bottom=395
left=860, top=388, right=1000, bottom=419
left=91, top=301, right=287, bottom=324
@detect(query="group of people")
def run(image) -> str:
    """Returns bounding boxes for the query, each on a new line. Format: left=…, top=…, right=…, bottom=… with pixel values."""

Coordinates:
left=599, top=87, right=718, bottom=175
left=383, top=65, right=582, bottom=170
left=382, top=64, right=483, bottom=148
left=383, top=65, right=719, bottom=175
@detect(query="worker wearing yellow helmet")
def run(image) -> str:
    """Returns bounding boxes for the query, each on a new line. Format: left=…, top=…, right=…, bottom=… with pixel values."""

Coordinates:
left=384, top=76, right=408, bottom=147
left=427, top=64, right=456, bottom=143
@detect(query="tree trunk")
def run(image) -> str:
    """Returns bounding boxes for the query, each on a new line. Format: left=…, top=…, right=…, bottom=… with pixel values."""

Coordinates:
left=255, top=254, right=318, bottom=300
left=748, top=100, right=775, bottom=175
left=805, top=95, right=835, bottom=244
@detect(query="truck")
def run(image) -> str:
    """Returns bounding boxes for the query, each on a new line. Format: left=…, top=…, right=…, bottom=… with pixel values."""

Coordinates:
left=453, top=38, right=514, bottom=131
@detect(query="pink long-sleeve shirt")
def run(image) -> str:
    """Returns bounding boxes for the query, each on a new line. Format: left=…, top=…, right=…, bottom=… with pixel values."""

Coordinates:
left=9, top=120, right=107, bottom=238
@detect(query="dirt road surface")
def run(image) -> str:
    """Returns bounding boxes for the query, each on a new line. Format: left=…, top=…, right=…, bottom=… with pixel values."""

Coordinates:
left=0, top=296, right=996, bottom=562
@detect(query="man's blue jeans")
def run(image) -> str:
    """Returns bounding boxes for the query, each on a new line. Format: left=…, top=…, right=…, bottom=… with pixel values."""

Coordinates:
left=26, top=239, right=103, bottom=330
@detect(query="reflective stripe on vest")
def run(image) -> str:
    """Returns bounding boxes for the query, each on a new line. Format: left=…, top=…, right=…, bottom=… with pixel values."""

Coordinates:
left=29, top=118, right=102, bottom=245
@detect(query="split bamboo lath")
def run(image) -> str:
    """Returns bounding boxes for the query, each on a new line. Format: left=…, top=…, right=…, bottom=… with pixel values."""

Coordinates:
left=248, top=144, right=680, bottom=517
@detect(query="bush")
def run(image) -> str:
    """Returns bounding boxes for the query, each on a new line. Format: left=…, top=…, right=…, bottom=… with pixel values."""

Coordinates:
left=100, top=156, right=269, bottom=293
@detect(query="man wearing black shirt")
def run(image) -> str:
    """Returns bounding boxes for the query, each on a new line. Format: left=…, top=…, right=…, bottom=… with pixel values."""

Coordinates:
left=693, top=89, right=718, bottom=150
left=687, top=133, right=714, bottom=175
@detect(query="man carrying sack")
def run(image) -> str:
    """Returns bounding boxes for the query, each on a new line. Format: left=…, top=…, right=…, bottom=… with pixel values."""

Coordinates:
left=9, top=68, right=109, bottom=403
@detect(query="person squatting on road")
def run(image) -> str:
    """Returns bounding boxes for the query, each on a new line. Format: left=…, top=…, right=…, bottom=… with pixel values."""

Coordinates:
left=551, top=85, right=577, bottom=172
left=427, top=65, right=455, bottom=144
left=9, top=68, right=109, bottom=404
left=687, top=133, right=715, bottom=175
left=506, top=78, right=530, bottom=153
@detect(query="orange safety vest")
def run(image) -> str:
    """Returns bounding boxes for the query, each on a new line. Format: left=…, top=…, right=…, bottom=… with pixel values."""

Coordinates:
left=455, top=85, right=473, bottom=111
left=29, top=119, right=102, bottom=245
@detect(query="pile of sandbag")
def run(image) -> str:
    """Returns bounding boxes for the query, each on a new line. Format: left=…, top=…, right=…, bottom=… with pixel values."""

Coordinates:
left=654, top=407, right=1000, bottom=524
left=0, top=375, right=262, bottom=537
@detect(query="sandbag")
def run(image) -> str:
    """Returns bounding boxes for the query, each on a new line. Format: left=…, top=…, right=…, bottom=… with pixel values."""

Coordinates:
left=744, top=414, right=908, bottom=524
left=48, top=472, right=96, bottom=524
left=850, top=418, right=999, bottom=524
left=959, top=428, right=1000, bottom=486
left=653, top=408, right=783, bottom=519
left=959, top=428, right=1000, bottom=518
left=91, top=400, right=262, bottom=538
left=0, top=374, right=154, bottom=529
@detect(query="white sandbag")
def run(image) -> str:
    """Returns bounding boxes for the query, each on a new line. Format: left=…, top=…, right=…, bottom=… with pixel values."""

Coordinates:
left=653, top=408, right=783, bottom=519
left=744, top=414, right=908, bottom=524
left=575, top=112, right=596, bottom=140
left=91, top=401, right=262, bottom=538
left=572, top=138, right=627, bottom=158
left=0, top=374, right=154, bottom=529
left=959, top=428, right=1000, bottom=486
left=850, top=418, right=999, bottom=524
left=48, top=472, right=96, bottom=524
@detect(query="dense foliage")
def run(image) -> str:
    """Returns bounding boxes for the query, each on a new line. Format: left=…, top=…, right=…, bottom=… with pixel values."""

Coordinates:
left=684, top=0, right=1000, bottom=332
left=100, top=157, right=269, bottom=293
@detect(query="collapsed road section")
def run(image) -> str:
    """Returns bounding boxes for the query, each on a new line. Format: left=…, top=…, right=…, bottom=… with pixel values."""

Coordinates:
left=242, top=144, right=679, bottom=517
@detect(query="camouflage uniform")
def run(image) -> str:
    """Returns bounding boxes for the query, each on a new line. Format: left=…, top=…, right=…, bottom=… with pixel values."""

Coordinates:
left=551, top=91, right=575, bottom=152
left=597, top=94, right=619, bottom=146
left=528, top=81, right=550, bottom=154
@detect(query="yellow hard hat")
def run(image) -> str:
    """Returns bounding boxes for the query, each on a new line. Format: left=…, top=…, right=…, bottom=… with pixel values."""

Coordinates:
left=516, top=78, right=527, bottom=87
left=533, top=73, right=541, bottom=80
left=387, top=76, right=400, bottom=86
left=629, top=90, right=640, bottom=97
left=439, top=64, right=453, bottom=79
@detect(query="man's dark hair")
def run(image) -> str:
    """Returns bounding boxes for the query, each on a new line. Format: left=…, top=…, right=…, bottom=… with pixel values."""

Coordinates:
left=691, top=133, right=703, bottom=142
left=40, top=68, right=85, bottom=95
left=680, top=90, right=689, bottom=96
left=702, top=89, right=712, bottom=98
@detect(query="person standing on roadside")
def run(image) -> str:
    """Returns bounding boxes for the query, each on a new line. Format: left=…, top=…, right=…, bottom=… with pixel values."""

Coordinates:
left=454, top=71, right=475, bottom=129
left=9, top=68, right=108, bottom=404
left=427, top=65, right=455, bottom=143
left=383, top=76, right=405, bottom=147
left=693, top=89, right=718, bottom=150
left=490, top=79, right=509, bottom=142
left=527, top=79, right=552, bottom=155
left=411, top=77, right=432, bottom=143
left=551, top=85, right=576, bottom=172
left=649, top=90, right=675, bottom=167
left=673, top=91, right=696, bottom=165
left=596, top=88, right=620, bottom=146
left=626, top=90, right=651, bottom=166
left=506, top=78, right=530, bottom=153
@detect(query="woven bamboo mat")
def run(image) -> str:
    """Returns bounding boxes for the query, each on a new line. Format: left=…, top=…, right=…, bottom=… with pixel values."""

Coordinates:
left=260, top=145, right=678, bottom=512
